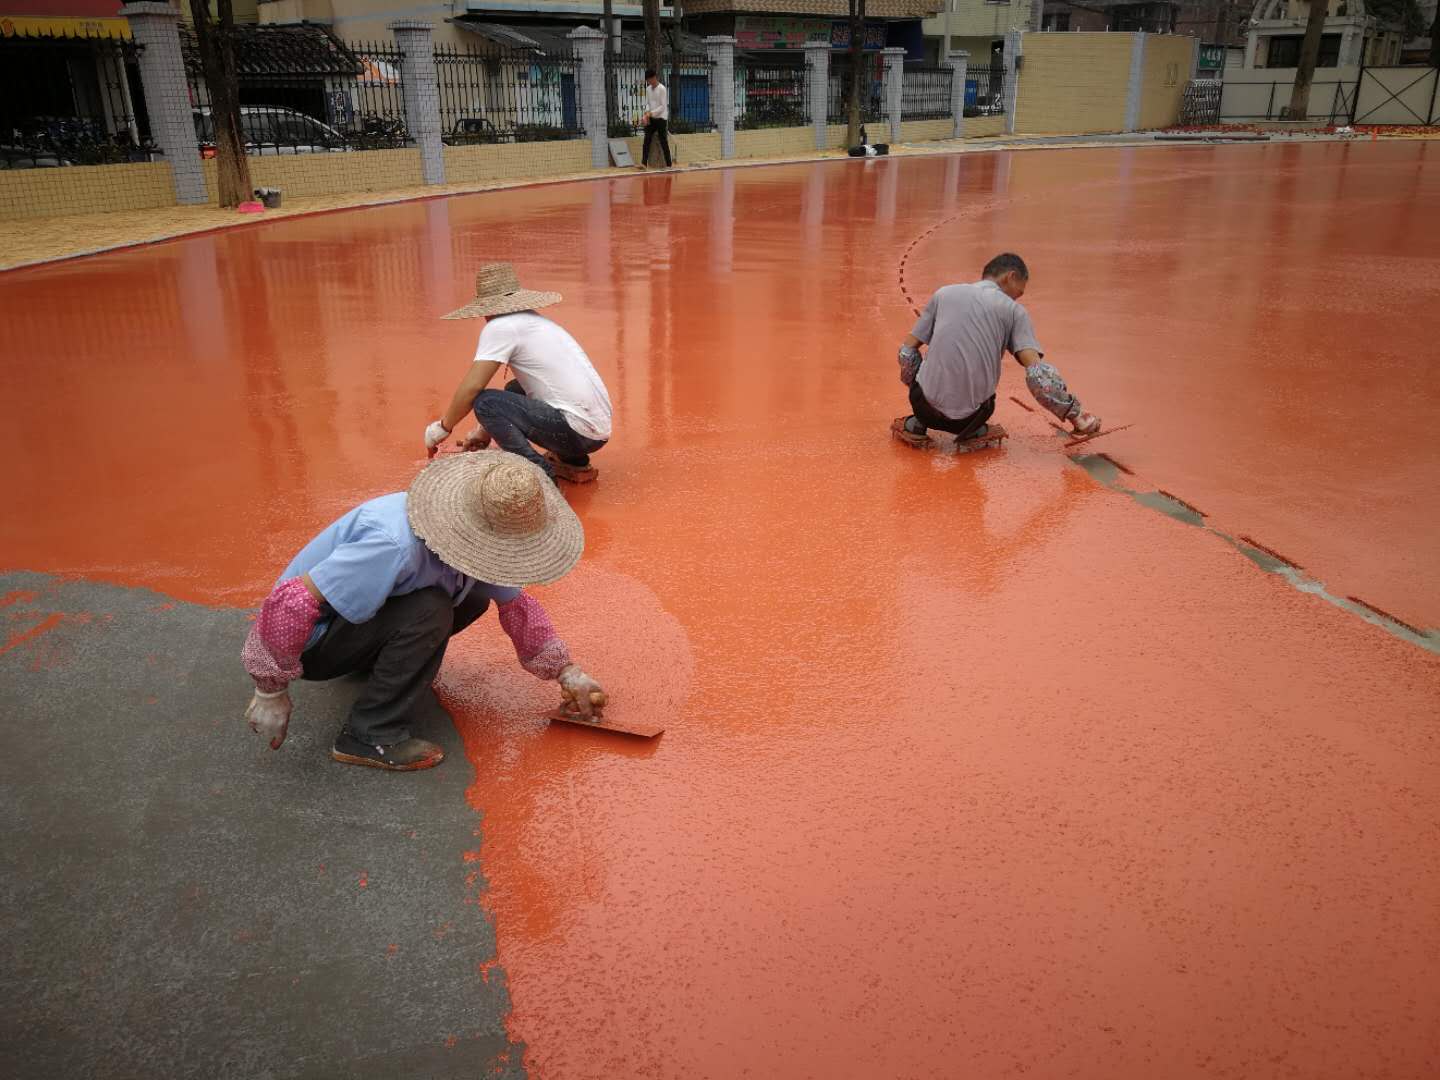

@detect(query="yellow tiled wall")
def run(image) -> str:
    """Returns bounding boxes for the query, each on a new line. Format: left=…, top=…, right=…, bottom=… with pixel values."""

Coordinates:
left=964, top=116, right=1007, bottom=138
left=0, top=162, right=176, bottom=221
left=1139, top=35, right=1196, bottom=130
left=899, top=119, right=955, bottom=143
left=626, top=132, right=724, bottom=168
left=445, top=140, right=594, bottom=184
left=1014, top=32, right=1134, bottom=134
left=733, top=126, right=823, bottom=160
left=203, top=148, right=425, bottom=203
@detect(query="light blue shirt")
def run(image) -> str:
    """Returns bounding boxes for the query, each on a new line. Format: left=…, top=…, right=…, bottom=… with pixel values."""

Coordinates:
left=281, top=492, right=521, bottom=645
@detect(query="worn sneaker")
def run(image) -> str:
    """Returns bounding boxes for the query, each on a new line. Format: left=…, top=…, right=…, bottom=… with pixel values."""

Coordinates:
left=1071, top=412, right=1102, bottom=436
left=331, top=733, right=445, bottom=771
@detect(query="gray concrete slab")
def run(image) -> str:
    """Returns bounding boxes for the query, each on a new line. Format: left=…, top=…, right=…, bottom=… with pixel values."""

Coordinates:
left=0, top=572, right=525, bottom=1080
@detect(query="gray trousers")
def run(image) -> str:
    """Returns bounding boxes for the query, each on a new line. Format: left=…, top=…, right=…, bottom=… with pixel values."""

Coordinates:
left=300, top=586, right=492, bottom=746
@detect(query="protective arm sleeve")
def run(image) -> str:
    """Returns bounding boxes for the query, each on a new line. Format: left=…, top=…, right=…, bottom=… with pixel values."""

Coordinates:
left=1025, top=361, right=1084, bottom=424
left=497, top=593, right=573, bottom=680
left=241, top=578, right=321, bottom=694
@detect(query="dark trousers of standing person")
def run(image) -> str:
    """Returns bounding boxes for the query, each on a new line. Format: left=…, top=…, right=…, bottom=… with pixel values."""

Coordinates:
left=909, top=380, right=996, bottom=440
left=472, top=380, right=606, bottom=481
left=300, top=587, right=490, bottom=747
left=643, top=117, right=672, bottom=168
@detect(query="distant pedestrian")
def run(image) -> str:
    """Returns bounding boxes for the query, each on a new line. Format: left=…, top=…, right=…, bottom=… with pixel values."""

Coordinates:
left=640, top=69, right=672, bottom=169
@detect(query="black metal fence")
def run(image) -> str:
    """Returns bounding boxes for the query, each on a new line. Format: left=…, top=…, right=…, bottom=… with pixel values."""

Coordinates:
left=965, top=61, right=1007, bottom=118
left=185, top=40, right=409, bottom=154
left=1, top=36, right=154, bottom=168
left=902, top=65, right=953, bottom=121
left=738, top=61, right=810, bottom=129
left=828, top=56, right=883, bottom=125
left=608, top=56, right=714, bottom=136
left=436, top=42, right=584, bottom=144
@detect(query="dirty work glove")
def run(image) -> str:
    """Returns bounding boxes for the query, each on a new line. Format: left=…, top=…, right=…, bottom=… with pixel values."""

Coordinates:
left=245, top=688, right=292, bottom=750
left=898, top=344, right=921, bottom=386
left=424, top=419, right=451, bottom=458
left=458, top=424, right=492, bottom=452
left=557, top=665, right=607, bottom=719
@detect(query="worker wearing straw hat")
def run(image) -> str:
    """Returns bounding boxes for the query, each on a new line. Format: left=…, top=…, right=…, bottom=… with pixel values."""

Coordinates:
left=425, top=263, right=613, bottom=485
left=241, top=452, right=607, bottom=772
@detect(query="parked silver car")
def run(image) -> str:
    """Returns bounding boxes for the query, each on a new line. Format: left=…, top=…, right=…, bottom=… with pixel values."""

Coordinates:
left=193, top=106, right=349, bottom=156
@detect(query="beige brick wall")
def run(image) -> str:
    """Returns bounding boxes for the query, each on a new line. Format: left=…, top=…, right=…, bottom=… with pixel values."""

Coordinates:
left=445, top=140, right=594, bottom=184
left=899, top=119, right=954, bottom=143
left=733, top=125, right=823, bottom=159
left=964, top=115, right=1007, bottom=139
left=1139, top=35, right=1195, bottom=130
left=0, top=163, right=177, bottom=221
left=625, top=132, right=724, bottom=168
left=203, top=149, right=425, bottom=203
left=1014, top=32, right=1134, bottom=134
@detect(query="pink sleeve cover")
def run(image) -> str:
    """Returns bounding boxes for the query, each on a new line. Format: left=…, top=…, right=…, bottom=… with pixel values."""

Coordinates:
left=497, top=593, right=572, bottom=680
left=241, top=578, right=321, bottom=694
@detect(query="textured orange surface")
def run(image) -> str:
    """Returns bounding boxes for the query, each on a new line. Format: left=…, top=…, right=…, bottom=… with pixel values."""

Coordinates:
left=2, top=144, right=1438, bottom=1077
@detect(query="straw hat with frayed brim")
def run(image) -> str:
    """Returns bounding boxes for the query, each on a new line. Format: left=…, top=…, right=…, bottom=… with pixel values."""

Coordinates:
left=407, top=451, right=583, bottom=587
left=443, top=262, right=562, bottom=320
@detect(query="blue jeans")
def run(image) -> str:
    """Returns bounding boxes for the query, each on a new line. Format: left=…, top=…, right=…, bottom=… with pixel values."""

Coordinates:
left=473, top=380, right=607, bottom=479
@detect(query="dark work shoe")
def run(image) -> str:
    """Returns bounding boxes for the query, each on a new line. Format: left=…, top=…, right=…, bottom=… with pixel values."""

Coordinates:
left=331, top=733, right=445, bottom=771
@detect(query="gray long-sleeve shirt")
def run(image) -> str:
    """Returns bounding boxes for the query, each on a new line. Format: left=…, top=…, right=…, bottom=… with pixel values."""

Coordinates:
left=911, top=280, right=1043, bottom=420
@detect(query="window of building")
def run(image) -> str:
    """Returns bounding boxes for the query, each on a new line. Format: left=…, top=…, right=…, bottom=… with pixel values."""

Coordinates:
left=1265, top=34, right=1342, bottom=68
left=1043, top=12, right=1071, bottom=30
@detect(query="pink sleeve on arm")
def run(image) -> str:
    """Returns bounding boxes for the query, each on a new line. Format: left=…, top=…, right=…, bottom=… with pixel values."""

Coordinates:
left=241, top=578, right=322, bottom=694
left=497, top=593, right=572, bottom=680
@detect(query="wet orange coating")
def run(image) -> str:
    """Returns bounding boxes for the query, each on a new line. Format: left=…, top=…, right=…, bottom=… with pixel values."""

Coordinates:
left=3, top=144, right=1440, bottom=1076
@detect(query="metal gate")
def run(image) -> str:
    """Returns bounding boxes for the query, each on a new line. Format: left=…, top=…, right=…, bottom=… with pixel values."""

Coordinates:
left=1178, top=80, right=1221, bottom=125
left=1352, top=65, right=1440, bottom=126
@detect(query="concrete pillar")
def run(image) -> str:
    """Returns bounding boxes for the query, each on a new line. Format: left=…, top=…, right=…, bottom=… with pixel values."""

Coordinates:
left=120, top=3, right=206, bottom=205
left=570, top=27, right=608, bottom=169
left=802, top=41, right=830, bottom=150
left=1123, top=31, right=1147, bottom=133
left=943, top=49, right=969, bottom=139
left=1002, top=28, right=1022, bottom=134
left=705, top=35, right=736, bottom=160
left=389, top=20, right=443, bottom=185
left=882, top=46, right=905, bottom=143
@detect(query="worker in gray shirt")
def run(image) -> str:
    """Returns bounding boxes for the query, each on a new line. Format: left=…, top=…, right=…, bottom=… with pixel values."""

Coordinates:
left=894, top=253, right=1100, bottom=445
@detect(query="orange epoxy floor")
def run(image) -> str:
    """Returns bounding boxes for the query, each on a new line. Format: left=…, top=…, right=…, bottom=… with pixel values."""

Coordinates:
left=3, top=143, right=1439, bottom=1077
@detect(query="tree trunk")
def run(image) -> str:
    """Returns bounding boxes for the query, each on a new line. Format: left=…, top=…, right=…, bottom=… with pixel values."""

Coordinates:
left=846, top=0, right=866, bottom=148
left=602, top=1, right=617, bottom=132
left=643, top=0, right=662, bottom=76
left=1287, top=0, right=1330, bottom=121
left=189, top=0, right=252, bottom=206
left=1429, top=5, right=1439, bottom=68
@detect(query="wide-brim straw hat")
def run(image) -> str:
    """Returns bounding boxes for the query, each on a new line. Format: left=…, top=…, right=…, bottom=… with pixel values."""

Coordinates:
left=443, top=261, right=561, bottom=320
left=407, top=451, right=583, bottom=587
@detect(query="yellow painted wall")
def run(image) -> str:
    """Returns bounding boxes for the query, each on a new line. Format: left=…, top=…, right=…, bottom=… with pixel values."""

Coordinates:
left=1013, top=32, right=1133, bottom=134
left=963, top=115, right=1006, bottom=138
left=733, top=125, right=823, bottom=159
left=1139, top=34, right=1195, bottom=130
left=899, top=118, right=954, bottom=142
left=202, top=148, right=424, bottom=202
left=0, top=162, right=176, bottom=221
left=445, top=140, right=594, bottom=184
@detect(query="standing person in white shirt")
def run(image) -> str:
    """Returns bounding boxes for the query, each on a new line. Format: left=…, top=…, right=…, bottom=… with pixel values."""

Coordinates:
left=424, top=263, right=613, bottom=485
left=640, top=68, right=672, bottom=169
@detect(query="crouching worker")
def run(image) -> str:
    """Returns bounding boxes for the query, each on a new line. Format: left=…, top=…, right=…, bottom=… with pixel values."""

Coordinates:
left=425, top=262, right=613, bottom=485
left=894, top=253, right=1100, bottom=447
left=241, top=451, right=605, bottom=772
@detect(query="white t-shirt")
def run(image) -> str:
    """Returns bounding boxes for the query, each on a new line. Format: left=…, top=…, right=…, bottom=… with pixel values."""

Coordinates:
left=474, top=312, right=613, bottom=441
left=645, top=82, right=669, bottom=122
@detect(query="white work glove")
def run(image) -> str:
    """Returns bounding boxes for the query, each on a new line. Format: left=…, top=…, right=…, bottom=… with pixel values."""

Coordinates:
left=245, top=688, right=292, bottom=750
left=898, top=344, right=921, bottom=386
left=557, top=664, right=607, bottom=719
left=458, top=424, right=492, bottom=452
left=424, top=419, right=451, bottom=458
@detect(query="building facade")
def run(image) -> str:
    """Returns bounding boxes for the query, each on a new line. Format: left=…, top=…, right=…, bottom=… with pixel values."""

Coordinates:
left=1244, top=0, right=1404, bottom=68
